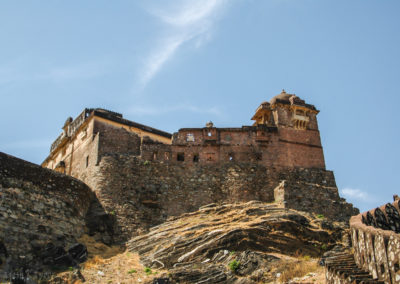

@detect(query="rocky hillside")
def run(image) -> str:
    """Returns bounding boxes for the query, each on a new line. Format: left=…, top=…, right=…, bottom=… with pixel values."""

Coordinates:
left=125, top=201, right=346, bottom=283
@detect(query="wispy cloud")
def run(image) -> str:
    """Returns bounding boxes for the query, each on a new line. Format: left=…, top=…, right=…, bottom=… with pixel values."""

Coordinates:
left=127, top=103, right=222, bottom=117
left=138, top=0, right=229, bottom=88
left=340, top=188, right=371, bottom=202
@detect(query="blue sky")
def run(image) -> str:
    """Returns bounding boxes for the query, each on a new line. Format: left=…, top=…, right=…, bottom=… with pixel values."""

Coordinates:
left=0, top=0, right=399, bottom=212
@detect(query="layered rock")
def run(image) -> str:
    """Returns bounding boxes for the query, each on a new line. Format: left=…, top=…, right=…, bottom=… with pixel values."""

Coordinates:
left=128, top=201, right=345, bottom=283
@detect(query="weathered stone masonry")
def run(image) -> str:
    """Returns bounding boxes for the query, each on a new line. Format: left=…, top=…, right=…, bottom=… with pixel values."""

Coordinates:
left=0, top=152, right=93, bottom=274
left=85, top=154, right=358, bottom=243
left=325, top=199, right=400, bottom=283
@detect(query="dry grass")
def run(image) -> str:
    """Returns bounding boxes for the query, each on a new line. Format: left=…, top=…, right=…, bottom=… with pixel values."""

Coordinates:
left=277, top=258, right=319, bottom=283
left=47, top=234, right=167, bottom=284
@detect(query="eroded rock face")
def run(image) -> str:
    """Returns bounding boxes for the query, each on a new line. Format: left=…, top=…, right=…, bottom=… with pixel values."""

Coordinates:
left=128, top=201, right=344, bottom=283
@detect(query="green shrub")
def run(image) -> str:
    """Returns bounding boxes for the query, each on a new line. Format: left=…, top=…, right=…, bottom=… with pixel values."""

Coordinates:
left=128, top=269, right=137, bottom=274
left=144, top=267, right=152, bottom=275
left=316, top=214, right=324, bottom=219
left=228, top=259, right=240, bottom=272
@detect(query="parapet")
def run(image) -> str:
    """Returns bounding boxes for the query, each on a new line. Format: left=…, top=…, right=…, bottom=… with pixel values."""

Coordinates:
left=326, top=198, right=400, bottom=283
left=50, top=108, right=172, bottom=154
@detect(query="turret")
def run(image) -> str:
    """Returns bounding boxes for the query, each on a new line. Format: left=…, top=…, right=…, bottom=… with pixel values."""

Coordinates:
left=252, top=90, right=319, bottom=130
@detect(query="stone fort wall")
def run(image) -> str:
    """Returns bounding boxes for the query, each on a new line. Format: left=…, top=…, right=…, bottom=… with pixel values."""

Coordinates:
left=0, top=152, right=93, bottom=273
left=82, top=153, right=358, bottom=243
left=38, top=119, right=358, bottom=243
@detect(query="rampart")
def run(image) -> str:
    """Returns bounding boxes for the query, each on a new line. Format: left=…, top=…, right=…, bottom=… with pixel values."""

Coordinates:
left=325, top=199, right=400, bottom=283
left=82, top=153, right=358, bottom=243
left=0, top=152, right=93, bottom=276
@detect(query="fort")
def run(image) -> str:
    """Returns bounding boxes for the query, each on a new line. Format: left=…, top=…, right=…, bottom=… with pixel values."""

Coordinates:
left=1, top=90, right=369, bottom=282
left=39, top=90, right=357, bottom=242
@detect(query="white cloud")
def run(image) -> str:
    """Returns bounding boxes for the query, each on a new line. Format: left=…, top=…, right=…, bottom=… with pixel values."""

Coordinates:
left=340, top=188, right=371, bottom=202
left=139, top=36, right=187, bottom=88
left=127, top=103, right=222, bottom=117
left=153, top=0, right=225, bottom=27
left=138, top=0, right=229, bottom=88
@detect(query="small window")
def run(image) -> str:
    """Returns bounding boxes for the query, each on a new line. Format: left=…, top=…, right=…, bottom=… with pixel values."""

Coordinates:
left=186, top=133, right=195, bottom=142
left=86, top=156, right=89, bottom=168
left=177, top=153, right=185, bottom=161
left=228, top=153, right=235, bottom=161
left=255, top=152, right=262, bottom=161
left=208, top=132, right=212, bottom=137
left=153, top=152, right=157, bottom=161
left=193, top=154, right=199, bottom=162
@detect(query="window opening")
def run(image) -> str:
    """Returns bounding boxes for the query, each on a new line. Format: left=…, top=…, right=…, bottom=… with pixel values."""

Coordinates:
left=193, top=154, right=199, bottom=162
left=177, top=153, right=185, bottom=161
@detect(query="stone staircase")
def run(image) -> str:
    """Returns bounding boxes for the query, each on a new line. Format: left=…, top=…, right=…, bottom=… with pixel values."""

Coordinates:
left=325, top=251, right=384, bottom=284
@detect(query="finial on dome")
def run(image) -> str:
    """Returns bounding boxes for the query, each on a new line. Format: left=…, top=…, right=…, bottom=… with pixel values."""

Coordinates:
left=281, top=89, right=286, bottom=94
left=206, top=121, right=214, bottom=128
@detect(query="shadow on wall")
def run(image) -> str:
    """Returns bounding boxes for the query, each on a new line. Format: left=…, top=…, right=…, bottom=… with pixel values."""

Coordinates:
left=85, top=193, right=116, bottom=246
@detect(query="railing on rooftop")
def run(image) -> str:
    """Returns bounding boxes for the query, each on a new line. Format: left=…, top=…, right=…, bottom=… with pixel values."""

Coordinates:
left=50, top=109, right=91, bottom=153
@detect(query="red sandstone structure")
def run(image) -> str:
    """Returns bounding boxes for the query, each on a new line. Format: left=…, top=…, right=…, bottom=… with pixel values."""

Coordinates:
left=42, top=90, right=325, bottom=173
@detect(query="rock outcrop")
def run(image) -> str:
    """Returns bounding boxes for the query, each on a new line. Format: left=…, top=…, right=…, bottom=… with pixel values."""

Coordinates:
left=128, top=201, right=345, bottom=283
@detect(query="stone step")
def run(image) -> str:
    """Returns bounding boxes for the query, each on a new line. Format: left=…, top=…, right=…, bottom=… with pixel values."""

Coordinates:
left=325, top=251, right=384, bottom=284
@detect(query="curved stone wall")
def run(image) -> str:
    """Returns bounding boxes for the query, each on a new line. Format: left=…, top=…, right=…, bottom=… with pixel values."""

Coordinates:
left=350, top=199, right=400, bottom=283
left=0, top=152, right=93, bottom=277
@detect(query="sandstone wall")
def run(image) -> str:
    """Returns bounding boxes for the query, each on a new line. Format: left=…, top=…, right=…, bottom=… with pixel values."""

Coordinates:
left=171, top=125, right=325, bottom=169
left=0, top=152, right=92, bottom=272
